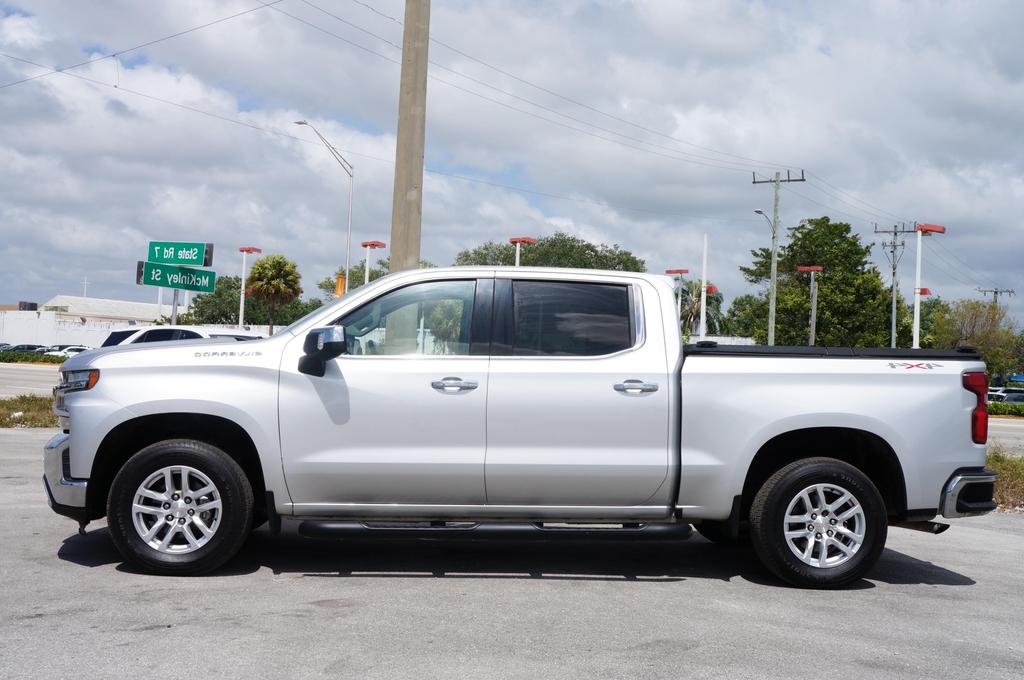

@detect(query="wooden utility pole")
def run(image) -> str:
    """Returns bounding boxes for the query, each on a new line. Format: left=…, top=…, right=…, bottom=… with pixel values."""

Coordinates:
left=753, top=170, right=805, bottom=345
left=389, top=0, right=431, bottom=273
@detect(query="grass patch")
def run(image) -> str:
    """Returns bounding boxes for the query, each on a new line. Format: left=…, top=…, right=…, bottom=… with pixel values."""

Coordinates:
left=0, top=395, right=58, bottom=428
left=0, top=351, right=64, bottom=365
left=988, top=449, right=1024, bottom=510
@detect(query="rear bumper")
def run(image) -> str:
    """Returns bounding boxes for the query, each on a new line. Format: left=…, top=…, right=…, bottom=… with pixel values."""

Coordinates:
left=940, top=468, right=997, bottom=518
left=42, top=433, right=89, bottom=522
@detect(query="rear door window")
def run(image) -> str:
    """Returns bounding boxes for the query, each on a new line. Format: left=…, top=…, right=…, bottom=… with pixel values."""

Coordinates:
left=102, top=330, right=135, bottom=347
left=507, top=281, right=633, bottom=356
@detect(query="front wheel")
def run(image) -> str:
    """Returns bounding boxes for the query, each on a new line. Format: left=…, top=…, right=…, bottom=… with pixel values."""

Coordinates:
left=106, top=439, right=254, bottom=575
left=749, top=457, right=887, bottom=589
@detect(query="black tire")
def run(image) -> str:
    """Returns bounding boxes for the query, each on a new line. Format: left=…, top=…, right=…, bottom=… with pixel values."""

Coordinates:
left=749, top=457, right=887, bottom=589
left=107, top=439, right=254, bottom=575
left=695, top=520, right=748, bottom=545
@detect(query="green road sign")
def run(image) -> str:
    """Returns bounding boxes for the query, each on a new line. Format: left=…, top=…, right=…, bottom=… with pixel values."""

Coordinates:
left=147, top=241, right=213, bottom=267
left=136, top=261, right=217, bottom=293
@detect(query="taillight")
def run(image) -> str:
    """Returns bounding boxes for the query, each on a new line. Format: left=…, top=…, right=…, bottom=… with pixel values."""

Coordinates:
left=962, top=372, right=988, bottom=444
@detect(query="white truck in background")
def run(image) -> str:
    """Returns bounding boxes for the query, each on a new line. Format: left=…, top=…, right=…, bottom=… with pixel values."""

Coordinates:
left=45, top=266, right=996, bottom=588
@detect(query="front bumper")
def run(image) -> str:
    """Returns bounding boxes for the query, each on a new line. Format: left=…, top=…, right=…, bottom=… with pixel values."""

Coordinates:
left=42, top=432, right=89, bottom=523
left=940, top=468, right=997, bottom=518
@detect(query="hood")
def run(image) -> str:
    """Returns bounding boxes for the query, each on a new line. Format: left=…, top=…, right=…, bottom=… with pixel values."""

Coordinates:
left=60, top=337, right=277, bottom=372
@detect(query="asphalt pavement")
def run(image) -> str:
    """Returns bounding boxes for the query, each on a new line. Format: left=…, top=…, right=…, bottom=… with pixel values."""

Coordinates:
left=990, top=418, right=1024, bottom=456
left=2, top=428, right=1022, bottom=680
left=0, top=362, right=59, bottom=397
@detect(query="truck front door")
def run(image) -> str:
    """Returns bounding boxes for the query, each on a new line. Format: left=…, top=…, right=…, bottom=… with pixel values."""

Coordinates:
left=279, top=276, right=492, bottom=510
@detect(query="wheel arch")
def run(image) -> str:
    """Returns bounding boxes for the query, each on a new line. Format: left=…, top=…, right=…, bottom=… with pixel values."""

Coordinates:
left=86, top=413, right=267, bottom=521
left=740, top=427, right=907, bottom=522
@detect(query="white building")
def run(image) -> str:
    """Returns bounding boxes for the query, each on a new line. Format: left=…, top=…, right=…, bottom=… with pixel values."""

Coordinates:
left=1, top=295, right=173, bottom=347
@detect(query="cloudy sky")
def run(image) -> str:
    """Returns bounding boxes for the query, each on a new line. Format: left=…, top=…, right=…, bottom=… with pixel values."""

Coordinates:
left=1, top=0, right=1021, bottom=322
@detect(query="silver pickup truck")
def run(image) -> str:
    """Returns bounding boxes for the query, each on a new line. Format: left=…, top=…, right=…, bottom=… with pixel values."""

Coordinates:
left=44, top=266, right=997, bottom=587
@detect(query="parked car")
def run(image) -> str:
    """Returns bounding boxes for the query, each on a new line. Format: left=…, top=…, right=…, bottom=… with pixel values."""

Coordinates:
left=100, top=325, right=263, bottom=347
left=988, top=390, right=1005, bottom=402
left=46, top=267, right=996, bottom=588
left=0, top=343, right=11, bottom=351
left=1003, top=393, right=1024, bottom=404
left=45, top=346, right=94, bottom=358
left=7, top=344, right=43, bottom=353
left=36, top=344, right=75, bottom=354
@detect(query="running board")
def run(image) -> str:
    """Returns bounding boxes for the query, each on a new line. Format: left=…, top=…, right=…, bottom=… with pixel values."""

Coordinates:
left=297, top=520, right=692, bottom=541
left=894, top=521, right=950, bottom=534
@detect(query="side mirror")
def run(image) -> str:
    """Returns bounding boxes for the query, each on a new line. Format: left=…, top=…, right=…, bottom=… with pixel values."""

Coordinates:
left=298, top=326, right=346, bottom=377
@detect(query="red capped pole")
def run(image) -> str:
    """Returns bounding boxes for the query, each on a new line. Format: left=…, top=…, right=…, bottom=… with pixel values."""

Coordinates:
left=509, top=236, right=537, bottom=266
left=913, top=223, right=945, bottom=348
left=361, top=240, right=387, bottom=286
left=798, top=265, right=824, bottom=345
left=238, top=246, right=262, bottom=328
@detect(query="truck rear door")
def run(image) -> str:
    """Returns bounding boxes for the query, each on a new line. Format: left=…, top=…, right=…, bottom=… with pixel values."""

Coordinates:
left=484, top=275, right=671, bottom=507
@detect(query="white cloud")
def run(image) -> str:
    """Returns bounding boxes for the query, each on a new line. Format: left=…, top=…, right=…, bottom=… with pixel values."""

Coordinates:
left=0, top=0, right=1021, bottom=324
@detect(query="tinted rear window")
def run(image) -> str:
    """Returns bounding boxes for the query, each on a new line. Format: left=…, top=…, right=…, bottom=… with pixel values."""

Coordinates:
left=102, top=330, right=135, bottom=347
left=510, top=281, right=632, bottom=356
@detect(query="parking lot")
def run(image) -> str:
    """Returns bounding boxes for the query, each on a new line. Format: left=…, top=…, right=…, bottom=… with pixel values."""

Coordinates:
left=1, top=428, right=1022, bottom=679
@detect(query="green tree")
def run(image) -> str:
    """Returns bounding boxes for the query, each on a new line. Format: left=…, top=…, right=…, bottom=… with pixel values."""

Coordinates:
left=246, top=254, right=303, bottom=333
left=676, top=279, right=724, bottom=338
left=454, top=232, right=646, bottom=271
left=739, top=216, right=895, bottom=346
left=722, top=294, right=767, bottom=338
left=930, top=299, right=1018, bottom=378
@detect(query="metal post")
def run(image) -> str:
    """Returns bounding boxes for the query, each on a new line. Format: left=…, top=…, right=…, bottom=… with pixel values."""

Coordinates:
left=514, top=242, right=521, bottom=266
left=912, top=228, right=923, bottom=349
left=157, top=287, right=163, bottom=319
left=389, top=0, right=431, bottom=272
left=768, top=172, right=780, bottom=346
left=344, top=170, right=354, bottom=293
left=171, top=289, right=179, bottom=325
left=238, top=250, right=247, bottom=328
left=890, top=265, right=898, bottom=348
left=365, top=243, right=372, bottom=285
left=699, top=233, right=708, bottom=340
left=809, top=270, right=818, bottom=346
left=677, top=276, right=684, bottom=327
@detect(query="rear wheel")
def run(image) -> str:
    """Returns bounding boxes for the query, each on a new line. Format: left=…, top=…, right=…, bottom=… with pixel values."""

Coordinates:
left=107, top=439, right=253, bottom=575
left=749, top=457, right=887, bottom=589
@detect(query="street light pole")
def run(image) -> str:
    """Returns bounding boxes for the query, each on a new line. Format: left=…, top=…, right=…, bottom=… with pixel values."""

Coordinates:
left=699, top=233, right=709, bottom=340
left=755, top=207, right=779, bottom=345
left=238, top=246, right=262, bottom=328
left=912, top=223, right=946, bottom=348
left=295, top=121, right=355, bottom=293
left=509, top=236, right=537, bottom=266
left=797, top=265, right=823, bottom=346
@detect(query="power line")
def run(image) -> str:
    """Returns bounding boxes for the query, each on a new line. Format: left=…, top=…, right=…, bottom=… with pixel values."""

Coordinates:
left=1, top=53, right=759, bottom=225
left=278, top=0, right=760, bottom=174
left=0, top=0, right=285, bottom=90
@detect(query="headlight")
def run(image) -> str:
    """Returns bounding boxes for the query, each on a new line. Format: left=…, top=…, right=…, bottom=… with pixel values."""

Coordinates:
left=59, top=369, right=100, bottom=393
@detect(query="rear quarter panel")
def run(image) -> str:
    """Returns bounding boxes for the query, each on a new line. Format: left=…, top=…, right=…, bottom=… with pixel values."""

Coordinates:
left=678, top=355, right=986, bottom=519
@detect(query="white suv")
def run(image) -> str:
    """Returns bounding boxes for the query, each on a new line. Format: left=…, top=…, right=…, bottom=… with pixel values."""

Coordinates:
left=100, top=325, right=263, bottom=347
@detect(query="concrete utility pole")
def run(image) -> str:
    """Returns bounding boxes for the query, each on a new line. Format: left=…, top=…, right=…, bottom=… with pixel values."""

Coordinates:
left=875, top=223, right=915, bottom=348
left=753, top=170, right=805, bottom=345
left=912, top=223, right=946, bottom=349
left=389, top=0, right=431, bottom=273
left=978, top=287, right=1015, bottom=304
left=798, top=266, right=823, bottom=346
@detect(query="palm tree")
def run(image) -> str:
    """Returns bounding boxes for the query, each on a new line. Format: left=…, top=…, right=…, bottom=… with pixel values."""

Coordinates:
left=246, top=254, right=302, bottom=333
left=678, top=279, right=724, bottom=338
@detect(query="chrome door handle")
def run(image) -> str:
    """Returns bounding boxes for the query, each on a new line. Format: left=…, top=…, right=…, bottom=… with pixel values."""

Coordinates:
left=614, top=380, right=659, bottom=394
left=431, top=377, right=479, bottom=392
